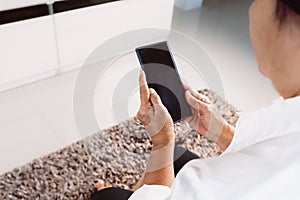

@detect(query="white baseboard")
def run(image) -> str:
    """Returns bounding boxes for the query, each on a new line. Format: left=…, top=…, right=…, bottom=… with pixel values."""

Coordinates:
left=0, top=69, right=57, bottom=93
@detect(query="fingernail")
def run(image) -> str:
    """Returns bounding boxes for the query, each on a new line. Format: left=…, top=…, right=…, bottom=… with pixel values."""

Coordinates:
left=149, top=88, right=155, bottom=94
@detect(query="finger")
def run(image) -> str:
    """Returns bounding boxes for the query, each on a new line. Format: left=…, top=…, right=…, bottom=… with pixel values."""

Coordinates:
left=149, top=88, right=163, bottom=105
left=182, top=83, right=211, bottom=104
left=139, top=70, right=150, bottom=103
left=188, top=89, right=211, bottom=104
left=185, top=90, right=208, bottom=111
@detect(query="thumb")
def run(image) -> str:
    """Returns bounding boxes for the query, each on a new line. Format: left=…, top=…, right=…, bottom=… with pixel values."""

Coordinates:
left=149, top=88, right=163, bottom=105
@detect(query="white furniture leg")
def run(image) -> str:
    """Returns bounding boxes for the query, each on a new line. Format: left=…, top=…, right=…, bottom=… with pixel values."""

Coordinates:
left=175, top=0, right=203, bottom=11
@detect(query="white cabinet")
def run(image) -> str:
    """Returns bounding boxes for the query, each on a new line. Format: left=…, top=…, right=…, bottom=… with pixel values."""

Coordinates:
left=0, top=0, right=174, bottom=92
left=0, top=0, right=48, bottom=11
left=0, top=16, right=59, bottom=92
left=54, top=0, right=175, bottom=72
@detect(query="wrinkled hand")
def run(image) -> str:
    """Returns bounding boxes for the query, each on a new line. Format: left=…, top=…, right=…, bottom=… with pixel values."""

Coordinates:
left=137, top=71, right=174, bottom=149
left=184, top=84, right=228, bottom=143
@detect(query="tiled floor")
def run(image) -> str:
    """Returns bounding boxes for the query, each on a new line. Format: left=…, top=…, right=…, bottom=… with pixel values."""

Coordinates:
left=0, top=71, right=80, bottom=174
left=0, top=0, right=279, bottom=174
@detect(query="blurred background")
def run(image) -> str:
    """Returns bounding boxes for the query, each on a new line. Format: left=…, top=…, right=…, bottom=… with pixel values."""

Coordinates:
left=0, top=0, right=278, bottom=174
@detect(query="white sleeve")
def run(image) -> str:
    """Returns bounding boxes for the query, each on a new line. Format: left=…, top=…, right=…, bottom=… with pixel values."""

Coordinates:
left=128, top=185, right=171, bottom=200
left=223, top=98, right=300, bottom=154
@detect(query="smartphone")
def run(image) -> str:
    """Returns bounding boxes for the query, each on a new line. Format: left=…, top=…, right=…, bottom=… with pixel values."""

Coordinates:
left=135, top=41, right=192, bottom=123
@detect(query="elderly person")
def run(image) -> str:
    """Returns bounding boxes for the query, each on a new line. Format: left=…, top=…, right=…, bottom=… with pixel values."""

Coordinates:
left=92, top=0, right=300, bottom=199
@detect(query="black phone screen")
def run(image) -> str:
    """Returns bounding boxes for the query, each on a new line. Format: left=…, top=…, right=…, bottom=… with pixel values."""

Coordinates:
left=135, top=41, right=192, bottom=123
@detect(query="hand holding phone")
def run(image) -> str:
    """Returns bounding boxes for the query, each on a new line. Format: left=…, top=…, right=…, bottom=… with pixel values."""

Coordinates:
left=135, top=41, right=192, bottom=123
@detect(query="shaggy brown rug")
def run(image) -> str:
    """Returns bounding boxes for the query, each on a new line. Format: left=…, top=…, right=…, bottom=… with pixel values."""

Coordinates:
left=0, top=89, right=239, bottom=200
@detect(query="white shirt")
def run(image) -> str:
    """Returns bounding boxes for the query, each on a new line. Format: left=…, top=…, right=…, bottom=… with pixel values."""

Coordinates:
left=129, top=96, right=300, bottom=200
